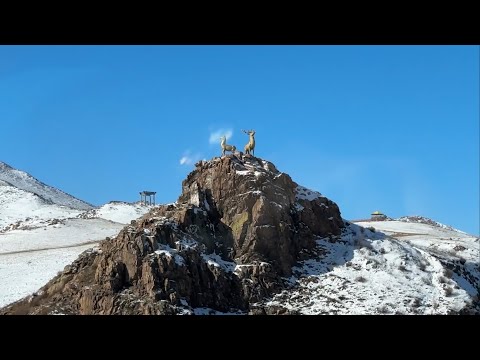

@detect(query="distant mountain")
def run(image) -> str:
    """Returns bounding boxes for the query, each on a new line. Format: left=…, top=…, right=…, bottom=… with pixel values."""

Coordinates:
left=0, top=161, right=93, bottom=211
left=0, top=181, right=81, bottom=231
left=396, top=215, right=467, bottom=234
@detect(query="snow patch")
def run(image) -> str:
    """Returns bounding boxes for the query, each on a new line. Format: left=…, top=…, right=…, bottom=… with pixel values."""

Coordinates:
left=175, top=238, right=199, bottom=250
left=155, top=245, right=185, bottom=266
left=294, top=203, right=304, bottom=212
left=295, top=186, right=323, bottom=201
left=78, top=202, right=152, bottom=224
left=201, top=253, right=236, bottom=272
left=193, top=307, right=245, bottom=315
left=236, top=170, right=252, bottom=176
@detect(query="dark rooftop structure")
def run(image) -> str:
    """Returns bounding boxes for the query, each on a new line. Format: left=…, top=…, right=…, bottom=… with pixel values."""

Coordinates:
left=140, top=191, right=156, bottom=206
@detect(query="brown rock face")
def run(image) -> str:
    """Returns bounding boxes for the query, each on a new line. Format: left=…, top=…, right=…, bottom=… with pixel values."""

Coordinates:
left=179, top=155, right=343, bottom=274
left=1, top=155, right=344, bottom=315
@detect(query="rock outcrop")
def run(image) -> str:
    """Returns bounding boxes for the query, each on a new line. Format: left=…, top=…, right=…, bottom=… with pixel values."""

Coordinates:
left=179, top=155, right=343, bottom=274
left=1, top=155, right=344, bottom=315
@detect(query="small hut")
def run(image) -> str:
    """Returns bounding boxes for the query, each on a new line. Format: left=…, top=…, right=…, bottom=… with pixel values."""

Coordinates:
left=371, top=210, right=387, bottom=221
left=140, top=191, right=156, bottom=206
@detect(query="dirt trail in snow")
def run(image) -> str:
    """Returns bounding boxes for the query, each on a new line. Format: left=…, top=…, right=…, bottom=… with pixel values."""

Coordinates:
left=0, top=239, right=100, bottom=256
left=390, top=232, right=427, bottom=237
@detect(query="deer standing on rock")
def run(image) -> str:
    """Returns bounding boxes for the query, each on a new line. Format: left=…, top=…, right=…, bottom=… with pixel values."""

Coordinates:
left=242, top=129, right=256, bottom=156
left=220, top=135, right=236, bottom=156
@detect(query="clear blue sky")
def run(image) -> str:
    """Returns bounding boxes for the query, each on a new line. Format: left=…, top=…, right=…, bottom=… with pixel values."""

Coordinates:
left=1, top=45, right=478, bottom=235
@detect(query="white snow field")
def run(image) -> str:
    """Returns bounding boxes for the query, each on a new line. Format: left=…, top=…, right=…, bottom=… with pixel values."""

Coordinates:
left=259, top=220, right=479, bottom=315
left=77, top=201, right=153, bottom=224
left=0, top=163, right=154, bottom=308
left=0, top=182, right=82, bottom=232
left=0, top=217, right=128, bottom=308
left=0, top=208, right=154, bottom=308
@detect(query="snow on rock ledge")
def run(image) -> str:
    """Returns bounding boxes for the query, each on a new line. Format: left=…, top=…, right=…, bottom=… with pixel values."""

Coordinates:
left=295, top=185, right=323, bottom=202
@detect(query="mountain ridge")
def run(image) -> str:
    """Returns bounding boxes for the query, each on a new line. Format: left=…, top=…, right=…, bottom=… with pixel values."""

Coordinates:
left=1, top=154, right=478, bottom=315
left=396, top=215, right=468, bottom=234
left=0, top=161, right=93, bottom=210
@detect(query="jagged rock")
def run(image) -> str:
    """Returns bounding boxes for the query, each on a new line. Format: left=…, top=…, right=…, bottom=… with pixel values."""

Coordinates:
left=0, top=156, right=343, bottom=315
left=179, top=155, right=343, bottom=274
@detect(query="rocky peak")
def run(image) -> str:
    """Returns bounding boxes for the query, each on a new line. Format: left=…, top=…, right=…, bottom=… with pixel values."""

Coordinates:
left=1, top=155, right=345, bottom=315
left=178, top=154, right=344, bottom=274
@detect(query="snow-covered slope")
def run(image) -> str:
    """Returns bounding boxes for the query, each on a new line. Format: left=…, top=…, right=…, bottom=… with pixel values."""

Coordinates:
left=0, top=161, right=92, bottom=210
left=78, top=201, right=152, bottom=224
left=258, top=220, right=479, bottom=315
left=0, top=162, right=156, bottom=308
left=395, top=215, right=467, bottom=234
left=0, top=218, right=125, bottom=308
left=2, top=160, right=477, bottom=314
left=0, top=181, right=81, bottom=232
left=0, top=199, right=152, bottom=308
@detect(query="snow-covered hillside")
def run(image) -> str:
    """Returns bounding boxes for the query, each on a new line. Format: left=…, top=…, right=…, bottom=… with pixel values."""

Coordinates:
left=1, top=160, right=477, bottom=314
left=257, top=220, right=479, bottom=315
left=0, top=181, right=81, bottom=232
left=0, top=198, right=153, bottom=308
left=0, top=162, right=157, bottom=308
left=78, top=201, right=152, bottom=224
left=0, top=200, right=155, bottom=307
left=395, top=215, right=467, bottom=234
left=0, top=218, right=125, bottom=308
left=0, top=161, right=92, bottom=210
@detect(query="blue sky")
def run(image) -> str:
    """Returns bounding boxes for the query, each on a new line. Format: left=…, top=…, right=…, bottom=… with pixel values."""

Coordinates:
left=1, top=45, right=478, bottom=235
